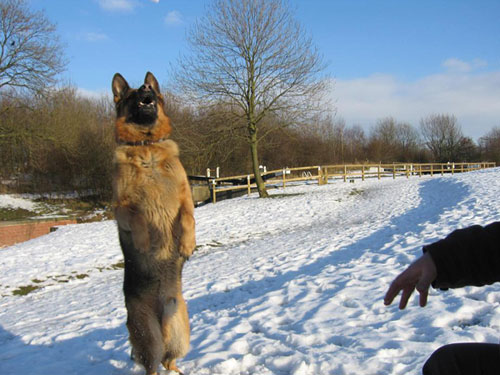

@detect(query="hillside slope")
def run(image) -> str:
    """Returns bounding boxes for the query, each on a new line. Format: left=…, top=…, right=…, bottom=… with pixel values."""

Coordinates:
left=1, top=169, right=499, bottom=375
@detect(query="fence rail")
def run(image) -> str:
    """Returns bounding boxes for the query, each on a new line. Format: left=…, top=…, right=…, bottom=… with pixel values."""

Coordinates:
left=207, top=162, right=496, bottom=203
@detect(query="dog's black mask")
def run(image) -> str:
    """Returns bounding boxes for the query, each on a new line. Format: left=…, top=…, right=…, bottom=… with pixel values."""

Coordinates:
left=125, top=84, right=158, bottom=126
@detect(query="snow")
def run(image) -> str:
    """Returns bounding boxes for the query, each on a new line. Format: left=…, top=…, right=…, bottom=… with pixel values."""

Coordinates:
left=0, top=194, right=39, bottom=211
left=1, top=168, right=499, bottom=375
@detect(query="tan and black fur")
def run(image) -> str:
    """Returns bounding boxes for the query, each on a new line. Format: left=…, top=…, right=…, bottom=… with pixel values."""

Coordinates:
left=111, top=72, right=195, bottom=375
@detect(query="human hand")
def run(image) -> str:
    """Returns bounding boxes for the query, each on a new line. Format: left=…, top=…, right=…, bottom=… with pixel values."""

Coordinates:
left=384, top=252, right=437, bottom=309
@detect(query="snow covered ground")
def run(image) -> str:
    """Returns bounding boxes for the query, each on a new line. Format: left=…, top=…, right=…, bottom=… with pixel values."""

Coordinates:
left=1, top=168, right=499, bottom=375
left=0, top=194, right=40, bottom=211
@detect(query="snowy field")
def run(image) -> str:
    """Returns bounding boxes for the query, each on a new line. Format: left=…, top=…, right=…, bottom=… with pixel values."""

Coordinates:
left=1, top=168, right=499, bottom=375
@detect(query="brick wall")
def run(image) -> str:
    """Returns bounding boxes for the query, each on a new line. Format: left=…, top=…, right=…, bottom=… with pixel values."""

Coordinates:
left=0, top=218, right=77, bottom=248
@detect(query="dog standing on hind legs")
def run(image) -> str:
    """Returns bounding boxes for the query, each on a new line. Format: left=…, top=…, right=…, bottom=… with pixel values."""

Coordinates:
left=111, top=72, right=195, bottom=375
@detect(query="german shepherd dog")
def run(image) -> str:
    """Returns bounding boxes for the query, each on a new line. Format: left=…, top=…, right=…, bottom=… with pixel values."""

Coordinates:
left=111, top=72, right=195, bottom=375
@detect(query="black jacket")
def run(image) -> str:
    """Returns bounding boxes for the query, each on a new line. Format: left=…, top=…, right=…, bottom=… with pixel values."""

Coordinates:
left=423, top=222, right=500, bottom=289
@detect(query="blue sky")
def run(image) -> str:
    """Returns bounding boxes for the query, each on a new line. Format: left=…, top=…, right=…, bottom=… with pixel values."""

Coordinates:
left=30, top=0, right=500, bottom=139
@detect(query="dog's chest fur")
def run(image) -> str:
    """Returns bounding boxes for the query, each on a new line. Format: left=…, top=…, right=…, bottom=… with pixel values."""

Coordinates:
left=113, top=140, right=183, bottom=226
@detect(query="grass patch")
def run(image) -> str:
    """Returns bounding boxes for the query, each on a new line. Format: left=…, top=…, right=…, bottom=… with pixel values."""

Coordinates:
left=7, top=263, right=121, bottom=297
left=267, top=193, right=305, bottom=199
left=110, top=262, right=124, bottom=270
left=205, top=241, right=223, bottom=248
left=33, top=197, right=113, bottom=223
left=97, top=261, right=124, bottom=272
left=0, top=207, right=36, bottom=221
left=0, top=196, right=112, bottom=223
left=12, top=285, right=40, bottom=296
left=349, top=188, right=364, bottom=196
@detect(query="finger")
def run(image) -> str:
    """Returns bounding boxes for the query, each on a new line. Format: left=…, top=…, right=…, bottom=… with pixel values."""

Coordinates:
left=416, top=277, right=431, bottom=307
left=399, top=286, right=414, bottom=310
left=419, top=288, right=429, bottom=307
left=384, top=281, right=403, bottom=306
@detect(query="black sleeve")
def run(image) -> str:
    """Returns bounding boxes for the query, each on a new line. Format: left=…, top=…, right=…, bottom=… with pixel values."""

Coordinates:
left=423, top=222, right=500, bottom=289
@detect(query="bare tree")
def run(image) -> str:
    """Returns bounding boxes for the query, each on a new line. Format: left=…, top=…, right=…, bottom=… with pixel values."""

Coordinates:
left=174, top=0, right=328, bottom=197
left=368, top=117, right=398, bottom=162
left=395, top=122, right=420, bottom=161
left=479, top=126, right=500, bottom=164
left=0, top=0, right=66, bottom=93
left=420, top=114, right=463, bottom=162
left=331, top=117, right=346, bottom=162
left=343, top=125, right=366, bottom=162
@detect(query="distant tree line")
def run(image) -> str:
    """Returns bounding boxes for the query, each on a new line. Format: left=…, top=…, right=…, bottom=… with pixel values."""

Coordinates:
left=0, top=88, right=115, bottom=197
left=1, top=87, right=498, bottom=199
left=170, top=102, right=500, bottom=172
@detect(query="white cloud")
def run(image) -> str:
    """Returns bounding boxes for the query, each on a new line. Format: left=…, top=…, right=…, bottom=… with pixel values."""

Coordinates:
left=333, top=60, right=500, bottom=139
left=97, top=0, right=136, bottom=12
left=150, top=0, right=160, bottom=3
left=165, top=10, right=183, bottom=26
left=442, top=58, right=487, bottom=73
left=77, top=88, right=110, bottom=100
left=80, top=32, right=110, bottom=42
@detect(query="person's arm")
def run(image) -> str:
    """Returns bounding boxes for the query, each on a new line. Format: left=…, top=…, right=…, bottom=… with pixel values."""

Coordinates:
left=424, top=221, right=500, bottom=289
left=384, top=222, right=500, bottom=309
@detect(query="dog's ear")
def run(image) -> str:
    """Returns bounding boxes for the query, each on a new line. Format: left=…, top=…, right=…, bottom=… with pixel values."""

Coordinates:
left=144, top=72, right=161, bottom=95
left=112, top=73, right=130, bottom=103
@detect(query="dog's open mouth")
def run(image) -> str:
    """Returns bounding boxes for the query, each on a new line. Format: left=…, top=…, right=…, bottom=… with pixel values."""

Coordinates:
left=139, top=96, right=155, bottom=108
left=133, top=95, right=158, bottom=125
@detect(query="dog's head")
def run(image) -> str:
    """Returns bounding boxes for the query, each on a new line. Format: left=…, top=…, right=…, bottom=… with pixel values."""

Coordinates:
left=112, top=72, right=171, bottom=144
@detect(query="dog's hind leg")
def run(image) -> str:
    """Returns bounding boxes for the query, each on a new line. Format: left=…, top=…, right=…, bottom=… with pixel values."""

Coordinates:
left=161, top=295, right=190, bottom=374
left=126, top=298, right=164, bottom=375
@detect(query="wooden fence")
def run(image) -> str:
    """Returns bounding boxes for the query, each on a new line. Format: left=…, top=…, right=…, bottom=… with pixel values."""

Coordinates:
left=208, top=162, right=496, bottom=203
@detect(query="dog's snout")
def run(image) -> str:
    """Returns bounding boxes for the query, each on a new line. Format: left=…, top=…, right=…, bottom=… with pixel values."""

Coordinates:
left=140, top=84, right=152, bottom=92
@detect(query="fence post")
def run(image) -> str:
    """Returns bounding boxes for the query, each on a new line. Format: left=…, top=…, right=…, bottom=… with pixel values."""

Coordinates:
left=393, top=164, right=396, bottom=179
left=406, top=164, right=409, bottom=179
left=343, top=165, right=347, bottom=182
left=282, top=168, right=286, bottom=189
left=378, top=164, right=381, bottom=180
left=247, top=175, right=251, bottom=196
left=212, top=179, right=217, bottom=203
left=441, top=164, right=444, bottom=176
left=430, top=164, right=434, bottom=176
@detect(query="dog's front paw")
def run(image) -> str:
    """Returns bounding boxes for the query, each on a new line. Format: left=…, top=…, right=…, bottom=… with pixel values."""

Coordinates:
left=179, top=249, right=190, bottom=261
left=179, top=243, right=194, bottom=260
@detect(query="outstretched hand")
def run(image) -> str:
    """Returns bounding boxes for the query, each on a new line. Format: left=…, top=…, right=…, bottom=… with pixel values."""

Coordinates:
left=384, top=252, right=437, bottom=309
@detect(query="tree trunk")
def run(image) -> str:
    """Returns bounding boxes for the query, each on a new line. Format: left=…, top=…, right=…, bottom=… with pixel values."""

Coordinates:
left=249, top=127, right=269, bottom=198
